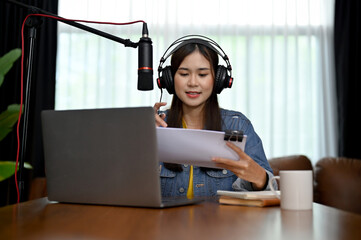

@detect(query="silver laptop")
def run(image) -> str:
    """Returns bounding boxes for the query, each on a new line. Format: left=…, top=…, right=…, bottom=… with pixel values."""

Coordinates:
left=41, top=107, right=202, bottom=208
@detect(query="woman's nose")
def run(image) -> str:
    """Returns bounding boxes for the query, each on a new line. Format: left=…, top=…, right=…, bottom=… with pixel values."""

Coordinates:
left=187, top=74, right=198, bottom=86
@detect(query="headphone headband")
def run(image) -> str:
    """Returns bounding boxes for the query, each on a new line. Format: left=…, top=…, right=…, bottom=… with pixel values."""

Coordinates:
left=158, top=35, right=232, bottom=74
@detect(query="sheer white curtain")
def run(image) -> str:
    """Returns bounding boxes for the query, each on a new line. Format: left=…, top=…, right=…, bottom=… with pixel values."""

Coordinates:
left=56, top=0, right=337, bottom=164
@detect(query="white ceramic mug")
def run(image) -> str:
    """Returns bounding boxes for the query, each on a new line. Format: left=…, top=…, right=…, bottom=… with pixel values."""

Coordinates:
left=270, top=170, right=313, bottom=210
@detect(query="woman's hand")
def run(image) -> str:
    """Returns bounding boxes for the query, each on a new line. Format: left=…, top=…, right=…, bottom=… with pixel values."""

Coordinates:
left=212, top=141, right=267, bottom=190
left=154, top=102, right=168, bottom=127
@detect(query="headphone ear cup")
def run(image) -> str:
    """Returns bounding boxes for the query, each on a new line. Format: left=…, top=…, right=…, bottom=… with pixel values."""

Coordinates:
left=215, top=65, right=230, bottom=94
left=159, top=66, right=175, bottom=94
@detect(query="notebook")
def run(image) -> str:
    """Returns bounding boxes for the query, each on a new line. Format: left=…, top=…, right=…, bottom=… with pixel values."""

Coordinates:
left=41, top=107, right=202, bottom=208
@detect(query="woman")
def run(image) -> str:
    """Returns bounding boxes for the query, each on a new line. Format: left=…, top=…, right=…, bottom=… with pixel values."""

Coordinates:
left=154, top=37, right=275, bottom=198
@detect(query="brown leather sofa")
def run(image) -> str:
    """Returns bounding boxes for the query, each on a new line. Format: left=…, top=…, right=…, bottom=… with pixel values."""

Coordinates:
left=269, top=155, right=361, bottom=215
left=314, top=157, right=361, bottom=215
left=28, top=177, right=47, bottom=201
left=268, top=155, right=313, bottom=176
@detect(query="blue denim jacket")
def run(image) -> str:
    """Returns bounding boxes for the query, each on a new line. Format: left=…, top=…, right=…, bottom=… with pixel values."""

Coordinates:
left=159, top=108, right=275, bottom=197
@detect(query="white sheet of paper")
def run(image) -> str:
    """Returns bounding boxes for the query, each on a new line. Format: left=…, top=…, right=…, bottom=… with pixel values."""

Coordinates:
left=156, top=127, right=247, bottom=169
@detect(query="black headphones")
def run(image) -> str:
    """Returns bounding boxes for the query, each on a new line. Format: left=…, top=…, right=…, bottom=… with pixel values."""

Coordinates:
left=157, top=35, right=233, bottom=94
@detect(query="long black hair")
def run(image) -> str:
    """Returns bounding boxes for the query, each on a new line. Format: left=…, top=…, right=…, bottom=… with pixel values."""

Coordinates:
left=164, top=43, right=222, bottom=171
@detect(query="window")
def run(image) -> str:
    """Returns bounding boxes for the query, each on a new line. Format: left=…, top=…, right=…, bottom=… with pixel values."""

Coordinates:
left=56, top=0, right=336, bottom=163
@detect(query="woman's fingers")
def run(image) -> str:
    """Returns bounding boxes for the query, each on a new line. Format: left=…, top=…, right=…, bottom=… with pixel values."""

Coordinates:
left=212, top=141, right=267, bottom=188
left=154, top=102, right=167, bottom=127
left=225, top=141, right=250, bottom=160
left=155, top=114, right=167, bottom=127
left=153, top=102, right=167, bottom=113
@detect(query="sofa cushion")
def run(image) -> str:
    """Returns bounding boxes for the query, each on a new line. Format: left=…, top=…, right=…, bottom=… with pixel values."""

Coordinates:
left=268, top=155, right=313, bottom=176
left=314, top=157, right=361, bottom=215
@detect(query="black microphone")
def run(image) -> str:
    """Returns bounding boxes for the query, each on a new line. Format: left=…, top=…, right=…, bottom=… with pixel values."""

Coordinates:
left=138, top=22, right=153, bottom=90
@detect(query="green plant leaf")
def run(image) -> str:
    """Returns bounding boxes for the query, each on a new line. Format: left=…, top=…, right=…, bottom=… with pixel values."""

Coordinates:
left=0, top=48, right=21, bottom=87
left=0, top=104, right=23, bottom=141
left=0, top=161, right=32, bottom=182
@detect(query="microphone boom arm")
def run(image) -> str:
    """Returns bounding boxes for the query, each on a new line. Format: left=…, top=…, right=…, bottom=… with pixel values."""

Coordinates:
left=6, top=0, right=139, bottom=48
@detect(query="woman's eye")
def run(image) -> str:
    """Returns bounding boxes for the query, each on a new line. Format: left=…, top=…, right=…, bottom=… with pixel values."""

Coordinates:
left=199, top=73, right=208, bottom=77
left=179, top=73, right=188, bottom=77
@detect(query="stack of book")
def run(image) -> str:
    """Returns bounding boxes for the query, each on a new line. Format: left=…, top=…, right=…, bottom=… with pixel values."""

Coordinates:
left=217, top=190, right=280, bottom=207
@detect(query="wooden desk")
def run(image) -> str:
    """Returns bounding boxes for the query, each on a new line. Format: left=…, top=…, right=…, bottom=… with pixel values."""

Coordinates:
left=1, top=198, right=361, bottom=240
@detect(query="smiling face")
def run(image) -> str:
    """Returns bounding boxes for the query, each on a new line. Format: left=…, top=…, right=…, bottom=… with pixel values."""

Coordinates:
left=174, top=50, right=214, bottom=111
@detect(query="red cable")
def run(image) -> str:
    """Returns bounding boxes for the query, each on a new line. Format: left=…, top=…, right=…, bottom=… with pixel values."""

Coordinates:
left=15, top=13, right=145, bottom=203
